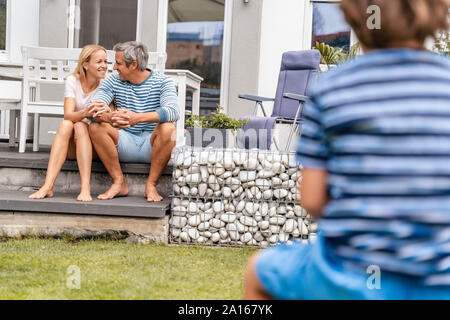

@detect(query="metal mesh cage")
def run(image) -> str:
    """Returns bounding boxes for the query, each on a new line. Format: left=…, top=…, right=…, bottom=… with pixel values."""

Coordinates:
left=169, top=146, right=318, bottom=248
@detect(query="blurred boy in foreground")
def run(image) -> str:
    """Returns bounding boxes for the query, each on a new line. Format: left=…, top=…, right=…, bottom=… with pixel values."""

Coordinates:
left=245, top=0, right=450, bottom=300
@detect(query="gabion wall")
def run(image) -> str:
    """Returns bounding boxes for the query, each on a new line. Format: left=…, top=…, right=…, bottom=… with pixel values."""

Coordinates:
left=169, top=147, right=317, bottom=248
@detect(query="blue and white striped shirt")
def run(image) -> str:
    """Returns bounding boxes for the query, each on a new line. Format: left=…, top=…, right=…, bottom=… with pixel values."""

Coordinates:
left=296, top=49, right=450, bottom=286
left=93, top=69, right=179, bottom=134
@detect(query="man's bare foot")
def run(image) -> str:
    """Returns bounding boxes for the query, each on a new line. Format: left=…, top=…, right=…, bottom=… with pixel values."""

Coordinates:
left=145, top=183, right=163, bottom=202
left=77, top=190, right=93, bottom=202
left=98, top=182, right=129, bottom=200
left=29, top=186, right=54, bottom=200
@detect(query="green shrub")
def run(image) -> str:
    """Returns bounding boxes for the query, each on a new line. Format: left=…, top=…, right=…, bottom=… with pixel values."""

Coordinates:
left=185, top=105, right=249, bottom=131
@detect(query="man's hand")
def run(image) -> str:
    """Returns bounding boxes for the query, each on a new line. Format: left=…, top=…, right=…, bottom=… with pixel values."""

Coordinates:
left=88, top=101, right=112, bottom=123
left=111, top=109, right=139, bottom=129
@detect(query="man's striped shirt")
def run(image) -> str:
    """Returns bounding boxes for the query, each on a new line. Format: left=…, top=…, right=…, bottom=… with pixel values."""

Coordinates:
left=93, top=69, right=179, bottom=134
left=296, top=49, right=450, bottom=286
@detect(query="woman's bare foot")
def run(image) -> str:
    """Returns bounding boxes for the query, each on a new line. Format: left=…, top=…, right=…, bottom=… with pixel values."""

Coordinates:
left=77, top=189, right=93, bottom=202
left=97, top=182, right=129, bottom=200
left=29, top=186, right=54, bottom=200
left=145, top=182, right=163, bottom=202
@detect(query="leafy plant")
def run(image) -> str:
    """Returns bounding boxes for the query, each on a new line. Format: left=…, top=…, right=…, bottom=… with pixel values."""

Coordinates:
left=434, top=32, right=450, bottom=57
left=185, top=105, right=249, bottom=131
left=313, top=41, right=360, bottom=65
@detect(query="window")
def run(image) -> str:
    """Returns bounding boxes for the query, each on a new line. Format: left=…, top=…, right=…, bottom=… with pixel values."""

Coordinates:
left=74, top=0, right=138, bottom=49
left=311, top=1, right=351, bottom=50
left=0, top=0, right=6, bottom=54
left=166, top=0, right=225, bottom=117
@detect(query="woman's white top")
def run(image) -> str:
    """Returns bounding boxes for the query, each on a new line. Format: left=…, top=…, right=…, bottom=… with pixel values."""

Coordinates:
left=64, top=75, right=103, bottom=124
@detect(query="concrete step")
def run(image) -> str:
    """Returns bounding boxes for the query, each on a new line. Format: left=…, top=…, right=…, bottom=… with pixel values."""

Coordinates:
left=0, top=144, right=174, bottom=197
left=0, top=190, right=171, bottom=218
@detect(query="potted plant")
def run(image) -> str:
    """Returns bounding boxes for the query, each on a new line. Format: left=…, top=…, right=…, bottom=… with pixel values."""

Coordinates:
left=185, top=105, right=249, bottom=148
left=314, top=41, right=360, bottom=71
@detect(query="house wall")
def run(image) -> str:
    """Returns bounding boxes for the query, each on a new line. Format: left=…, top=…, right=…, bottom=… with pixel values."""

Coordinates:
left=225, top=0, right=263, bottom=120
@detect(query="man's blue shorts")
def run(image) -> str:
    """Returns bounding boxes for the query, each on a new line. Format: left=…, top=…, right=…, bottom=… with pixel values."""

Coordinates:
left=256, top=235, right=450, bottom=300
left=116, top=129, right=152, bottom=163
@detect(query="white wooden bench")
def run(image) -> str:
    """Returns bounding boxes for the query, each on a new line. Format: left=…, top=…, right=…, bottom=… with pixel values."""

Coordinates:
left=19, top=46, right=167, bottom=153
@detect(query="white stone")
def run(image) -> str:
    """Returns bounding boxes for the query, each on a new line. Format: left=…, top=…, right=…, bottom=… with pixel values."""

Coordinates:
left=272, top=162, right=285, bottom=174
left=187, top=228, right=199, bottom=240
left=241, top=232, right=253, bottom=243
left=268, top=207, right=277, bottom=217
left=208, top=176, right=221, bottom=191
left=239, top=171, right=256, bottom=182
left=240, top=216, right=257, bottom=227
left=199, top=231, right=212, bottom=238
left=261, top=229, right=272, bottom=238
left=236, top=221, right=246, bottom=233
left=171, top=228, right=181, bottom=238
left=277, top=206, right=287, bottom=215
left=269, top=216, right=287, bottom=226
left=223, top=171, right=232, bottom=179
left=282, top=219, right=298, bottom=233
left=183, top=157, right=193, bottom=168
left=198, top=152, right=209, bottom=165
left=197, top=222, right=210, bottom=232
left=272, top=177, right=282, bottom=186
left=245, top=202, right=259, bottom=214
left=174, top=169, right=183, bottom=179
left=188, top=202, right=198, bottom=214
left=279, top=232, right=290, bottom=242
left=232, top=167, right=240, bottom=176
left=170, top=216, right=187, bottom=228
left=253, top=232, right=264, bottom=242
left=286, top=211, right=295, bottom=219
left=214, top=190, right=222, bottom=197
left=214, top=166, right=225, bottom=176
left=213, top=202, right=224, bottom=213
left=188, top=215, right=201, bottom=227
left=181, top=186, right=190, bottom=197
left=233, top=152, right=245, bottom=165
left=200, top=166, right=209, bottom=182
left=299, top=220, right=309, bottom=236
left=269, top=225, right=281, bottom=234
left=309, top=222, right=318, bottom=233
left=268, top=235, right=279, bottom=244
left=226, top=224, right=239, bottom=240
left=260, top=241, right=270, bottom=248
left=261, top=160, right=272, bottom=170
left=220, top=212, right=237, bottom=223
left=197, top=236, right=206, bottom=243
left=274, top=189, right=288, bottom=199
left=258, top=220, right=270, bottom=230
left=254, top=213, right=263, bottom=222
left=257, top=170, right=275, bottom=179
left=172, top=206, right=187, bottom=216
left=199, top=212, right=214, bottom=222
left=180, top=232, right=189, bottom=242
left=188, top=165, right=201, bottom=174
left=198, top=183, right=208, bottom=197
left=211, top=218, right=225, bottom=229
left=211, top=232, right=221, bottom=242
left=246, top=189, right=254, bottom=200
left=218, top=229, right=228, bottom=240
left=292, top=228, right=301, bottom=238
left=282, top=180, right=296, bottom=189
left=262, top=190, right=273, bottom=200
left=256, top=179, right=271, bottom=191
left=236, top=200, right=245, bottom=212
left=244, top=158, right=258, bottom=170
left=223, top=155, right=234, bottom=170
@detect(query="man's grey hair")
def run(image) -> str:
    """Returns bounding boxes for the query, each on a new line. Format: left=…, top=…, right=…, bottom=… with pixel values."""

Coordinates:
left=113, top=41, right=149, bottom=71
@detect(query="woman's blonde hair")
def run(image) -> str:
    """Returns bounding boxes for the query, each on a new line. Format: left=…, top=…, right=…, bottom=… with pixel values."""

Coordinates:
left=73, top=44, right=107, bottom=81
left=340, top=0, right=449, bottom=49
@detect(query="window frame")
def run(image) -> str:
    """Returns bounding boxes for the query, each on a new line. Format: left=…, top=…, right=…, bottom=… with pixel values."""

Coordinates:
left=304, top=0, right=358, bottom=50
left=68, top=0, right=142, bottom=49
left=0, top=0, right=10, bottom=61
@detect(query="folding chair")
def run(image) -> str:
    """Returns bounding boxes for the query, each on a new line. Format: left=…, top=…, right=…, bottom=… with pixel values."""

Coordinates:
left=236, top=50, right=320, bottom=151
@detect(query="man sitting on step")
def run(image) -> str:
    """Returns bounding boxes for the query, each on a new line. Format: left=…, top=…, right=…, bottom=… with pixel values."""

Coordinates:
left=88, top=41, right=179, bottom=202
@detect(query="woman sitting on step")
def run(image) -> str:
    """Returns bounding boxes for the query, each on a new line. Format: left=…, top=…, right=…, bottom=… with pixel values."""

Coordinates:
left=29, top=45, right=112, bottom=202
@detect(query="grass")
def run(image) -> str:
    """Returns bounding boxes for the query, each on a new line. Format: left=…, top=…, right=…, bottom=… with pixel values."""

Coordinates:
left=0, top=238, right=258, bottom=300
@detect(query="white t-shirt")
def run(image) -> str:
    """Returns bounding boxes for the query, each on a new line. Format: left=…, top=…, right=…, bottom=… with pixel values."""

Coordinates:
left=64, top=75, right=103, bottom=123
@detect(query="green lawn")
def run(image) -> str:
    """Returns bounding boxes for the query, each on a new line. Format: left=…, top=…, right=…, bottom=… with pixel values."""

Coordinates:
left=0, top=239, right=258, bottom=300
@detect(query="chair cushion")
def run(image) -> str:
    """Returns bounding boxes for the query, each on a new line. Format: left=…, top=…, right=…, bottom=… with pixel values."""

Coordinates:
left=281, top=50, right=321, bottom=71
left=237, top=116, right=277, bottom=150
